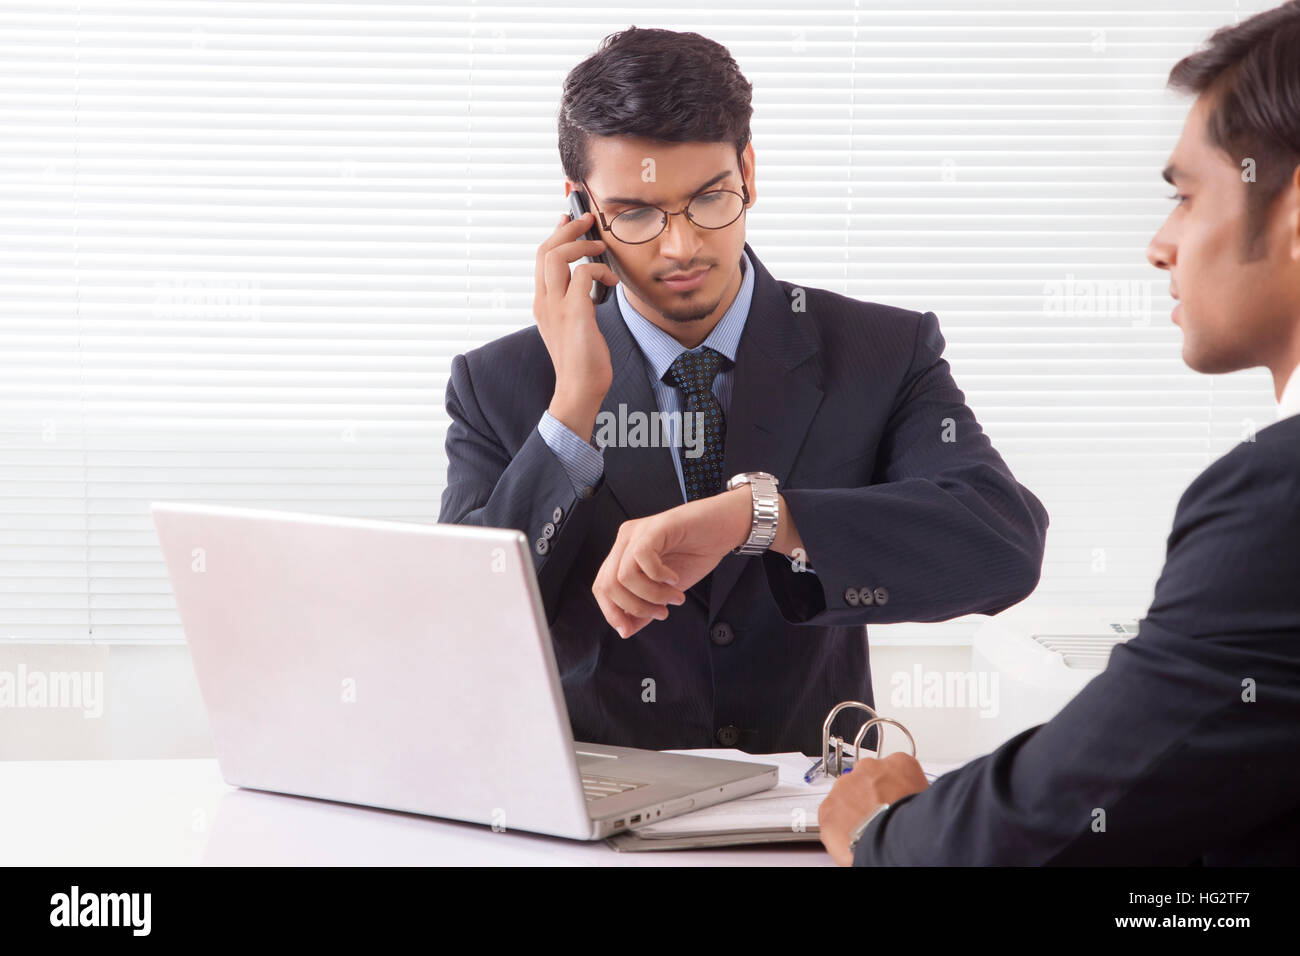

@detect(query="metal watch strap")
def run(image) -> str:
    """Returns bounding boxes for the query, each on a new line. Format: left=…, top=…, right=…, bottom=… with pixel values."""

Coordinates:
left=726, top=472, right=779, bottom=555
left=847, top=801, right=891, bottom=855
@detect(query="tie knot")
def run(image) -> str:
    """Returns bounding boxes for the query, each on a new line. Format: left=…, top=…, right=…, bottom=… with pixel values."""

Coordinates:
left=663, top=346, right=729, bottom=396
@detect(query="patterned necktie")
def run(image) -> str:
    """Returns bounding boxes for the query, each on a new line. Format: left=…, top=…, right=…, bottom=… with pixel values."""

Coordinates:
left=662, top=346, right=730, bottom=501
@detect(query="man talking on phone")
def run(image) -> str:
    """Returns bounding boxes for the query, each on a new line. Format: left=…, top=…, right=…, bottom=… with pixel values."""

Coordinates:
left=439, top=27, right=1048, bottom=755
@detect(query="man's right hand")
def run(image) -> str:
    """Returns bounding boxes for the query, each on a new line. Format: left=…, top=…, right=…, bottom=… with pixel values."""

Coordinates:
left=534, top=211, right=620, bottom=440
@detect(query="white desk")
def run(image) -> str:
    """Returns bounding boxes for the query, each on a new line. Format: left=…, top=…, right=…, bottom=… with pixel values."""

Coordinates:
left=0, top=759, right=832, bottom=866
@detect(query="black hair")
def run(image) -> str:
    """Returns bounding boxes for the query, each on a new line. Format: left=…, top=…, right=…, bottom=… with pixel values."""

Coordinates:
left=558, top=27, right=754, bottom=185
left=1168, top=1, right=1300, bottom=257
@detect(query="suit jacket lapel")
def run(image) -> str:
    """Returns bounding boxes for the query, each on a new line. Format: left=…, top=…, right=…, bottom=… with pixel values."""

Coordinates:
left=708, top=244, right=824, bottom=622
left=593, top=243, right=824, bottom=618
left=595, top=291, right=718, bottom=609
left=593, top=291, right=691, bottom=523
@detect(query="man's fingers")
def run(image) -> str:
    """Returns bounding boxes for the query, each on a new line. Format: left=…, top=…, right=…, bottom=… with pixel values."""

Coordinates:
left=816, top=792, right=858, bottom=867
left=621, top=545, right=686, bottom=607
left=537, top=208, right=607, bottom=304
left=536, top=213, right=595, bottom=307
left=563, top=261, right=619, bottom=305
left=592, top=523, right=688, bottom=638
left=605, top=574, right=670, bottom=622
left=882, top=751, right=930, bottom=789
left=593, top=546, right=660, bottom=638
left=883, top=752, right=919, bottom=768
left=630, top=542, right=680, bottom=588
left=538, top=211, right=598, bottom=261
left=838, top=761, right=880, bottom=793
left=591, top=583, right=648, bottom=639
left=542, top=241, right=601, bottom=314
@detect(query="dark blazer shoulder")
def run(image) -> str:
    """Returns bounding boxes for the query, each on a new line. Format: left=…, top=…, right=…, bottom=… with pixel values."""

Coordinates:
left=1148, top=413, right=1300, bottom=639
left=1175, top=413, right=1300, bottom=515
left=768, top=279, right=940, bottom=391
left=776, top=279, right=929, bottom=333
left=449, top=324, right=556, bottom=450
left=458, top=323, right=550, bottom=378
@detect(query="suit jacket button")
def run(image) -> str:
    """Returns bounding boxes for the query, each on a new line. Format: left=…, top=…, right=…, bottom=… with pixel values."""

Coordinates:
left=873, top=587, right=889, bottom=606
left=541, top=521, right=555, bottom=539
left=858, top=586, right=875, bottom=606
left=844, top=587, right=860, bottom=606
left=715, top=725, right=741, bottom=747
left=534, top=537, right=548, bottom=555
left=552, top=506, right=564, bottom=523
left=710, top=622, right=735, bottom=646
left=581, top=485, right=594, bottom=498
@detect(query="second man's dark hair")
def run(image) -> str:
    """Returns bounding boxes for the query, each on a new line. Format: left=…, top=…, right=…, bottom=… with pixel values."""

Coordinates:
left=1168, top=0, right=1300, bottom=258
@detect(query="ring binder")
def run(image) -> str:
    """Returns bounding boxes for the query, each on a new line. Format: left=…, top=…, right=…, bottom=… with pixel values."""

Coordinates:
left=809, top=701, right=917, bottom=782
left=609, top=704, right=929, bottom=850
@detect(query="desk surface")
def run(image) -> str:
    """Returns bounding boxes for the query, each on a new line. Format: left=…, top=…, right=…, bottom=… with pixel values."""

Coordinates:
left=0, top=759, right=831, bottom=866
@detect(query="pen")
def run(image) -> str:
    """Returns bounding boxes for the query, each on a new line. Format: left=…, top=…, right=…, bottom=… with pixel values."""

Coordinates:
left=805, top=755, right=855, bottom=783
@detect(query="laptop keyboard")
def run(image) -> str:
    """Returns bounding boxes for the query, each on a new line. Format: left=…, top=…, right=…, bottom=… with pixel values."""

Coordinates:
left=581, top=774, right=648, bottom=803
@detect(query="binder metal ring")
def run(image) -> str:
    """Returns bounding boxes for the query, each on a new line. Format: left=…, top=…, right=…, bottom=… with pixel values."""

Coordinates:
left=821, top=701, right=917, bottom=777
left=852, top=716, right=917, bottom=765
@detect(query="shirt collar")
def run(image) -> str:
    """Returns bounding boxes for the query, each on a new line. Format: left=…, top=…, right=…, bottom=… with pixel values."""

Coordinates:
left=1277, top=361, right=1300, bottom=422
left=615, top=249, right=754, bottom=381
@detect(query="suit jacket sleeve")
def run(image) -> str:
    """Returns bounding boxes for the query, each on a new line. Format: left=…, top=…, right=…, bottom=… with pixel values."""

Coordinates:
left=438, top=351, right=604, bottom=621
left=763, top=310, right=1049, bottom=626
left=853, top=435, right=1300, bottom=865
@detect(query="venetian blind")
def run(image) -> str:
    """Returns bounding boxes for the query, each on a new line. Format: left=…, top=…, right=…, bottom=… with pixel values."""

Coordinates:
left=0, top=0, right=1277, bottom=642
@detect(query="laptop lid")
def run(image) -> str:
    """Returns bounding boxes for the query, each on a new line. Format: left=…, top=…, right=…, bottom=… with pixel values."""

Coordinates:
left=151, top=502, right=593, bottom=839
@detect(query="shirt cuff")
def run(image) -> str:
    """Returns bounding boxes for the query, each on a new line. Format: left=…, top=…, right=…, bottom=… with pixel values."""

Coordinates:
left=537, top=410, right=605, bottom=496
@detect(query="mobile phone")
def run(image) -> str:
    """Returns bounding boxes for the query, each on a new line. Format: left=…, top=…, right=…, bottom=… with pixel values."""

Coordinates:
left=567, top=188, right=613, bottom=305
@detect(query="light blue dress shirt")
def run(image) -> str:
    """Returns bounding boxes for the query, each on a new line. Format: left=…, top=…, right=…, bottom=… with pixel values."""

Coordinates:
left=537, top=249, right=754, bottom=501
left=536, top=249, right=813, bottom=573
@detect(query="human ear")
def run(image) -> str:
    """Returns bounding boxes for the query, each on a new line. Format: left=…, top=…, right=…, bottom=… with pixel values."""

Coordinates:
left=1288, top=163, right=1300, bottom=263
left=741, top=142, right=756, bottom=209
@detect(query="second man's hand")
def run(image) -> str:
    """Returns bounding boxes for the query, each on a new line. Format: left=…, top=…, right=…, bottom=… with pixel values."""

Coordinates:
left=592, top=487, right=807, bottom=638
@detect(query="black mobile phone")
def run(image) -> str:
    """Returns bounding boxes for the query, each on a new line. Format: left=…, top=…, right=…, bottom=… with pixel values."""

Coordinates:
left=567, top=187, right=613, bottom=305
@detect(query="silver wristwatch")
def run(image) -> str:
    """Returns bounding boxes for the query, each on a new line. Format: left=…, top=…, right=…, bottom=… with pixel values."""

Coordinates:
left=726, top=471, right=780, bottom=555
left=848, top=802, right=891, bottom=855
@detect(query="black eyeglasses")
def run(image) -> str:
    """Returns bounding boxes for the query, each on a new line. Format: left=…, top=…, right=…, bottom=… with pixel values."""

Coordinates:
left=581, top=177, right=750, bottom=245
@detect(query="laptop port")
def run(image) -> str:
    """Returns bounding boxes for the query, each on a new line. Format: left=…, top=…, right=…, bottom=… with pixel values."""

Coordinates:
left=630, top=814, right=641, bottom=824
left=614, top=818, right=624, bottom=828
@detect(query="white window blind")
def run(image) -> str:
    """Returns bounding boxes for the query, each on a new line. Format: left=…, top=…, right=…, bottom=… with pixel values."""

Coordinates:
left=1, top=1, right=1279, bottom=643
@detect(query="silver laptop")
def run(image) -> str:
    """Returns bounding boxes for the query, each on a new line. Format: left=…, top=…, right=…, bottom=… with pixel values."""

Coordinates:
left=151, top=502, right=777, bottom=840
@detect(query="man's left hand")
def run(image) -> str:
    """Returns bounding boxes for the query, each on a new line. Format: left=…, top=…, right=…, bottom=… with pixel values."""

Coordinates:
left=592, top=486, right=751, bottom=639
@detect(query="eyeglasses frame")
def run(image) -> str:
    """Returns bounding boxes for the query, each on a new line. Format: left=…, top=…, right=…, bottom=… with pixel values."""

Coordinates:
left=579, top=173, right=751, bottom=245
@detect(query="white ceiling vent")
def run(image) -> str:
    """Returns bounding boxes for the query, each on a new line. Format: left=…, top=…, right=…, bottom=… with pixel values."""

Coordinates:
left=1031, top=622, right=1139, bottom=670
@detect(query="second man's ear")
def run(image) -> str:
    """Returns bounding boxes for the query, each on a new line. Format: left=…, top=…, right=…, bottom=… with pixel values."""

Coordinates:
left=1288, top=163, right=1300, bottom=263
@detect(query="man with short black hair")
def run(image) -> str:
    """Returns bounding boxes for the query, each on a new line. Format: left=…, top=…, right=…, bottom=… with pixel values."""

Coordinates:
left=821, top=0, right=1300, bottom=866
left=439, top=27, right=1048, bottom=755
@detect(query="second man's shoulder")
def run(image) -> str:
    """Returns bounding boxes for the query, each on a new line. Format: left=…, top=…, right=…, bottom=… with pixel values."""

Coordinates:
left=1170, top=413, right=1300, bottom=534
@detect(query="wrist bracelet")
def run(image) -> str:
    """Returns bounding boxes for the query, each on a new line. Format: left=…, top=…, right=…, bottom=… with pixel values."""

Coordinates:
left=847, top=801, right=891, bottom=855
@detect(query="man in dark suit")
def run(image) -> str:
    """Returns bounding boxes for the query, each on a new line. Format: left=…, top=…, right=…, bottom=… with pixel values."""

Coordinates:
left=821, top=1, right=1300, bottom=865
left=439, top=27, right=1048, bottom=756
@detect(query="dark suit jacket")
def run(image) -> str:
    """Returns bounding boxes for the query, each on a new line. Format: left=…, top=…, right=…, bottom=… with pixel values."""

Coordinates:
left=439, top=242, right=1048, bottom=755
left=854, top=413, right=1300, bottom=865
